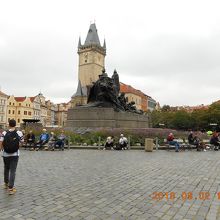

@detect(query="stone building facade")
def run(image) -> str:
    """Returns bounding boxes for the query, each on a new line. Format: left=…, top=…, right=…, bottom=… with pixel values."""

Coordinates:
left=0, top=91, right=8, bottom=129
left=30, top=95, right=41, bottom=120
left=57, top=102, right=71, bottom=127
left=7, top=96, right=34, bottom=127
left=120, top=83, right=147, bottom=112
left=78, top=23, right=106, bottom=87
left=0, top=90, right=70, bottom=128
left=70, top=23, right=156, bottom=111
left=71, top=23, right=106, bottom=107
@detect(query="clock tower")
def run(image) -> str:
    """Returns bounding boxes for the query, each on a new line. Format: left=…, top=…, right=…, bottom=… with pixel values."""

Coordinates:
left=71, top=23, right=106, bottom=107
left=78, top=23, right=106, bottom=87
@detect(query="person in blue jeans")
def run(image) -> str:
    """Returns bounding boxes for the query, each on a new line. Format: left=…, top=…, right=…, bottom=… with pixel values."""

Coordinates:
left=0, top=119, right=24, bottom=195
left=167, top=132, right=180, bottom=152
left=55, top=130, right=66, bottom=150
left=35, top=129, right=49, bottom=150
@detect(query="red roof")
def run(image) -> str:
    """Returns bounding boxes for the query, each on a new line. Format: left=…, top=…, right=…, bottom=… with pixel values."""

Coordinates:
left=120, top=82, right=148, bottom=111
left=30, top=97, right=36, bottom=102
left=15, top=97, right=26, bottom=102
left=120, top=82, right=147, bottom=97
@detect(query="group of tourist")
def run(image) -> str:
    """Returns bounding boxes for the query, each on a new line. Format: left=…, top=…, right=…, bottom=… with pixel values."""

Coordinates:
left=0, top=120, right=67, bottom=195
left=1, top=119, right=220, bottom=196
left=167, top=130, right=220, bottom=152
left=103, top=134, right=128, bottom=150
left=24, top=129, right=66, bottom=151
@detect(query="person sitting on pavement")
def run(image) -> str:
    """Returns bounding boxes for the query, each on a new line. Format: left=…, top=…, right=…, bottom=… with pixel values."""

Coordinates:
left=54, top=130, right=66, bottom=151
left=103, top=136, right=114, bottom=150
left=48, top=132, right=57, bottom=150
left=210, top=131, right=220, bottom=151
left=35, top=129, right=50, bottom=150
left=167, top=132, right=180, bottom=152
left=25, top=130, right=35, bottom=149
left=118, top=134, right=128, bottom=150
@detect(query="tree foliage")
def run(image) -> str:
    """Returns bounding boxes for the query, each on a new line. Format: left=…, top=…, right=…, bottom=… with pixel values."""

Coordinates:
left=151, top=103, right=220, bottom=131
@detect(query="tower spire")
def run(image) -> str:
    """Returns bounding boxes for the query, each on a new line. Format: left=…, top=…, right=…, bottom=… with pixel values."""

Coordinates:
left=78, top=37, right=82, bottom=48
left=77, top=23, right=106, bottom=88
left=84, top=23, right=101, bottom=46
left=103, top=39, right=106, bottom=50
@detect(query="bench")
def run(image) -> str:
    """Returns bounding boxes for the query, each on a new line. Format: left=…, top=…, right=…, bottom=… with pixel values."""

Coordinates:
left=164, top=139, right=186, bottom=151
left=202, top=139, right=215, bottom=150
left=23, top=138, right=69, bottom=151
left=183, top=140, right=196, bottom=150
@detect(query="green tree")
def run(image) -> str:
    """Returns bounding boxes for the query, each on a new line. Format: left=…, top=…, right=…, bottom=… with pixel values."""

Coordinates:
left=170, top=111, right=192, bottom=130
left=161, top=105, right=171, bottom=112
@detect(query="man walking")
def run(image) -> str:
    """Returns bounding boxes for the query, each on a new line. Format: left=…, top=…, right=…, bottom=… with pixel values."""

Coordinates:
left=0, top=119, right=23, bottom=195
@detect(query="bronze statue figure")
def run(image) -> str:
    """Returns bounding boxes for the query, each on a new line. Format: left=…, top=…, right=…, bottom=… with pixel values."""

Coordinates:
left=86, top=69, right=143, bottom=114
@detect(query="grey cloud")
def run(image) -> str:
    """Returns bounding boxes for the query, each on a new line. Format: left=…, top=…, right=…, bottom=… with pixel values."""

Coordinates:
left=109, top=34, right=220, bottom=76
left=0, top=29, right=77, bottom=101
left=1, top=0, right=220, bottom=106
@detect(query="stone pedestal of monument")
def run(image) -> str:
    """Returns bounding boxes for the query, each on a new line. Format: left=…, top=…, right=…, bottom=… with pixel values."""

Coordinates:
left=66, top=107, right=149, bottom=130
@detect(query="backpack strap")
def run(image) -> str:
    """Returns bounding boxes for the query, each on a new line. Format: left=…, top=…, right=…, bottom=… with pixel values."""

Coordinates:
left=10, top=129, right=21, bottom=141
left=3, top=130, right=9, bottom=138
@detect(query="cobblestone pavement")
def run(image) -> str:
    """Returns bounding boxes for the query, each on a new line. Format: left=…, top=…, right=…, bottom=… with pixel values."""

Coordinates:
left=1, top=150, right=220, bottom=220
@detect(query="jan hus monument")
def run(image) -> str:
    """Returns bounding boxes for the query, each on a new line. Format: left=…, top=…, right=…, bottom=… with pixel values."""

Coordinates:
left=66, top=23, right=149, bottom=129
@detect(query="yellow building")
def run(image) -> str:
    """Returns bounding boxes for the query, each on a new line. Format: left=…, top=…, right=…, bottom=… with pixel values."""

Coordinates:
left=0, top=91, right=8, bottom=129
left=71, top=23, right=106, bottom=107
left=4, top=93, right=72, bottom=128
left=7, top=96, right=34, bottom=127
left=120, top=83, right=147, bottom=111
left=30, top=95, right=41, bottom=120
left=120, top=83, right=157, bottom=112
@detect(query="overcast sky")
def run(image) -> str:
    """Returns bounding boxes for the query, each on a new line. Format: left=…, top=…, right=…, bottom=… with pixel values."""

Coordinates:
left=0, top=0, right=220, bottom=106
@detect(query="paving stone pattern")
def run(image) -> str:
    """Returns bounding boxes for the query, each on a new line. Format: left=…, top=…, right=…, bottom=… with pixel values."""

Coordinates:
left=0, top=150, right=220, bottom=220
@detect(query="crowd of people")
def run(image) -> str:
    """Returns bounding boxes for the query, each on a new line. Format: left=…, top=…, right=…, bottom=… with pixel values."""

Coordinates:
left=23, top=129, right=67, bottom=151
left=167, top=130, right=220, bottom=152
left=1, top=119, right=220, bottom=196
